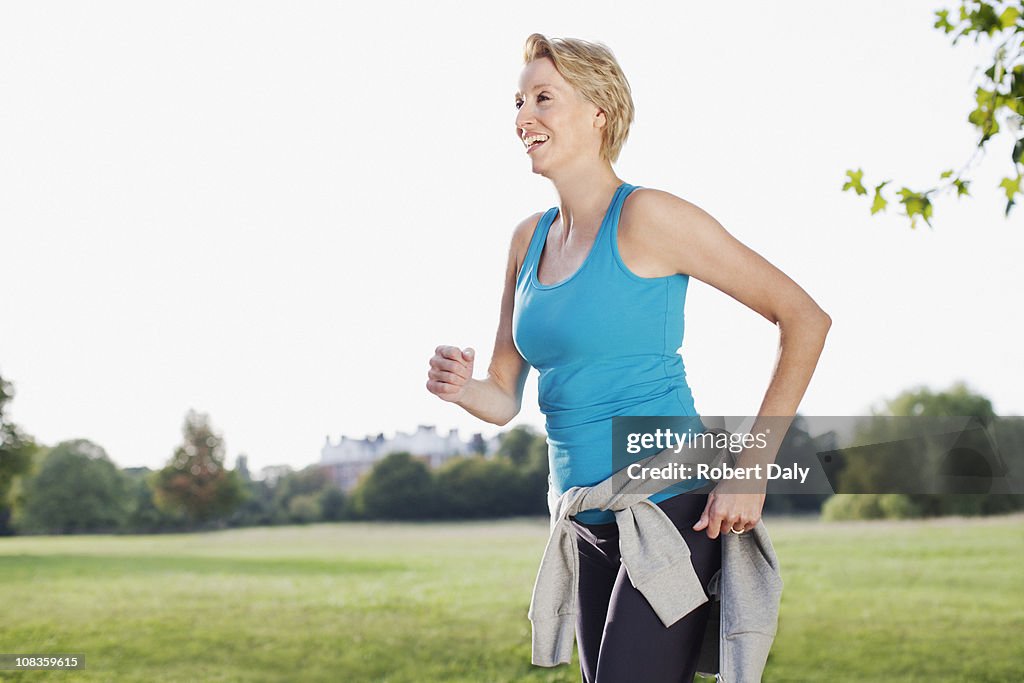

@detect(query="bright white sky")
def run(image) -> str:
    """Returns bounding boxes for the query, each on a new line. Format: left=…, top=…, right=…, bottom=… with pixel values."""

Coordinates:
left=2, top=1, right=1021, bottom=474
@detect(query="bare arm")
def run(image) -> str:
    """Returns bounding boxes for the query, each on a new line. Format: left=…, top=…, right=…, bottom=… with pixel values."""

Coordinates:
left=627, top=189, right=831, bottom=537
left=426, top=213, right=541, bottom=426
left=629, top=188, right=831, bottom=419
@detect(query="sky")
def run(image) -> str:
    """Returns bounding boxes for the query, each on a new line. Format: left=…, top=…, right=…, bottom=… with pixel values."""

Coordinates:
left=2, top=1, right=1022, bottom=475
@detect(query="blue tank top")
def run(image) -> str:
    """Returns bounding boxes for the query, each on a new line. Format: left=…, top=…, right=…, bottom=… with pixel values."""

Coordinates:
left=512, top=182, right=710, bottom=524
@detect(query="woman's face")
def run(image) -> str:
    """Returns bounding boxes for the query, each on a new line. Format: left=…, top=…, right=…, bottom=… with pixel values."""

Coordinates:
left=515, top=57, right=605, bottom=177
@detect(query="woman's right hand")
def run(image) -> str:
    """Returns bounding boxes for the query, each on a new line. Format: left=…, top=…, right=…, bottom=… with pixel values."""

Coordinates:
left=426, top=345, right=475, bottom=403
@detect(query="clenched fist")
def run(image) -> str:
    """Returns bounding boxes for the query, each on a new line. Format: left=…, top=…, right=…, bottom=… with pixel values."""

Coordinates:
left=426, top=345, right=475, bottom=403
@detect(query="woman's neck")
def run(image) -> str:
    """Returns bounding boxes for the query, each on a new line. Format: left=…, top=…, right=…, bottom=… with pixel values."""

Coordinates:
left=549, top=165, right=624, bottom=238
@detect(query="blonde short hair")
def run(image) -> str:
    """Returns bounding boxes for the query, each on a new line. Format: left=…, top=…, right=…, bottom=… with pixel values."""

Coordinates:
left=523, top=33, right=635, bottom=164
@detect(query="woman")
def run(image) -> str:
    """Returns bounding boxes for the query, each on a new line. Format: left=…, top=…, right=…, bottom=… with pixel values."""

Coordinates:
left=427, top=33, right=830, bottom=682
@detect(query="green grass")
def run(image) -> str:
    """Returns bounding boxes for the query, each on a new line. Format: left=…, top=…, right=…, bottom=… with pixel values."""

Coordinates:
left=0, top=512, right=1022, bottom=682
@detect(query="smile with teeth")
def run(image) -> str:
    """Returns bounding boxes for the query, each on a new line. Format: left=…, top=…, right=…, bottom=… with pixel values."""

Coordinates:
left=524, top=134, right=549, bottom=153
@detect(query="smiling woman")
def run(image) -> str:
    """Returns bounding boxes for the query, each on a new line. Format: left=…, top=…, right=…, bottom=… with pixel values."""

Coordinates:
left=513, top=33, right=634, bottom=167
left=426, top=32, right=830, bottom=683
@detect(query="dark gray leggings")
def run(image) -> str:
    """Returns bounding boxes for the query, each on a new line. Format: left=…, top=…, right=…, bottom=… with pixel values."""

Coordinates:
left=570, top=486, right=722, bottom=683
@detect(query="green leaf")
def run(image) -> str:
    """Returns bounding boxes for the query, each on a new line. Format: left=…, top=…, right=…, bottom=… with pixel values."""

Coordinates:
left=972, top=3, right=1002, bottom=37
left=897, top=187, right=933, bottom=229
left=1013, top=137, right=1024, bottom=164
left=939, top=169, right=954, bottom=179
left=999, top=6, right=1020, bottom=29
left=953, top=178, right=970, bottom=197
left=983, top=117, right=999, bottom=140
left=843, top=168, right=867, bottom=195
left=998, top=173, right=1022, bottom=201
left=934, top=9, right=955, bottom=33
left=870, top=192, right=888, bottom=215
left=969, top=86, right=1000, bottom=139
left=968, top=97, right=1000, bottom=142
left=1011, top=66, right=1024, bottom=101
left=870, top=180, right=890, bottom=215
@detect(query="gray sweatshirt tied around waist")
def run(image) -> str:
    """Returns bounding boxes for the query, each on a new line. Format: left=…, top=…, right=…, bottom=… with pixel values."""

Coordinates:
left=528, top=424, right=784, bottom=683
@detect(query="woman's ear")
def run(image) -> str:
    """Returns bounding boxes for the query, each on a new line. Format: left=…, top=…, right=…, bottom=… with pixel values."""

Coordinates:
left=594, top=108, right=607, bottom=130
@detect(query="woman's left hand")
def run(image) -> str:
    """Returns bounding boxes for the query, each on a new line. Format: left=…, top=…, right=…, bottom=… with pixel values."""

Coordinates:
left=692, top=482, right=766, bottom=539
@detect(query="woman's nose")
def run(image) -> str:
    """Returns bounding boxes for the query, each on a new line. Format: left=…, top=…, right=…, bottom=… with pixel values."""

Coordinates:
left=515, top=104, right=534, bottom=132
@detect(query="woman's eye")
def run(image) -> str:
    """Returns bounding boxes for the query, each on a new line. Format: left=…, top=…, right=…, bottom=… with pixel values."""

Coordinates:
left=515, top=94, right=550, bottom=109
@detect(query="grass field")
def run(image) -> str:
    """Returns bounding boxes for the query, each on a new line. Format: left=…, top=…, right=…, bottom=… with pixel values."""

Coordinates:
left=0, top=512, right=1022, bottom=682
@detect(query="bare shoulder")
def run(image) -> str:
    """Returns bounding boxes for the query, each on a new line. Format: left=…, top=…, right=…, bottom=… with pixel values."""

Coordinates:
left=622, top=187, right=829, bottom=326
left=509, top=211, right=546, bottom=275
left=619, top=187, right=726, bottom=277
left=511, top=211, right=546, bottom=249
left=621, top=187, right=720, bottom=235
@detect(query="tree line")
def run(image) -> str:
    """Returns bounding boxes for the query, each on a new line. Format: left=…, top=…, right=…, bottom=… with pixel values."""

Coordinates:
left=1, top=372, right=1021, bottom=535
left=0, top=370, right=554, bottom=534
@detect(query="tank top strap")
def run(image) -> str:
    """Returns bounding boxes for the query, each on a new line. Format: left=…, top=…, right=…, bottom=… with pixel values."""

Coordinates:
left=599, top=182, right=642, bottom=254
left=520, top=206, right=558, bottom=282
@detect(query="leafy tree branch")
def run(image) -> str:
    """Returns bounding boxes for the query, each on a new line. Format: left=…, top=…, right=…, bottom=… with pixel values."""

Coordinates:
left=844, top=0, right=1024, bottom=228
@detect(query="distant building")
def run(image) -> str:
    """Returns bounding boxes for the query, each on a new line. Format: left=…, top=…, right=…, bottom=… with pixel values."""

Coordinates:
left=257, top=464, right=294, bottom=486
left=320, top=425, right=500, bottom=492
left=234, top=454, right=251, bottom=481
